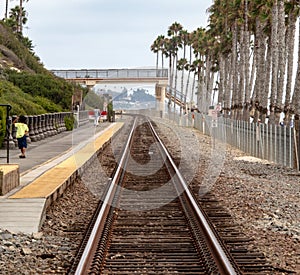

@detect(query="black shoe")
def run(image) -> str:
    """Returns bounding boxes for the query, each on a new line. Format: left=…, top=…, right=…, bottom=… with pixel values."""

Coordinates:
left=19, top=155, right=26, bottom=158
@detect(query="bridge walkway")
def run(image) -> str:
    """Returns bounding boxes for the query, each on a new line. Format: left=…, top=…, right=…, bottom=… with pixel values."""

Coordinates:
left=0, top=121, right=123, bottom=234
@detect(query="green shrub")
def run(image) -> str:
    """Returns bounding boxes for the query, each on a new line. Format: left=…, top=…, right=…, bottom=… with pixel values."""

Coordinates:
left=33, top=96, right=62, bottom=113
left=5, top=70, right=74, bottom=110
left=0, top=80, right=46, bottom=114
left=0, top=21, right=46, bottom=74
left=64, top=114, right=75, bottom=131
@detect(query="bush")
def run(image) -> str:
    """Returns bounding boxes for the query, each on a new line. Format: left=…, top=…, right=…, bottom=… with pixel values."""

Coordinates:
left=0, top=21, right=46, bottom=74
left=5, top=70, right=74, bottom=110
left=0, top=80, right=46, bottom=114
left=64, top=114, right=75, bottom=131
left=32, top=96, right=62, bottom=113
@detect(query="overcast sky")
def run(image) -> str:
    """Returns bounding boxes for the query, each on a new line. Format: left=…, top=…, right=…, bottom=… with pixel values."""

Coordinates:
left=2, top=0, right=212, bottom=70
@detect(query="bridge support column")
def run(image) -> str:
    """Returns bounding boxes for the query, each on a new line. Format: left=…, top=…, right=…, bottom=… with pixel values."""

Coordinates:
left=155, top=84, right=166, bottom=118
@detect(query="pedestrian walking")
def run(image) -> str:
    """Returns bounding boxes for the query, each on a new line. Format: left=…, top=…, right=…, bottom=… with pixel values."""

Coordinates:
left=13, top=115, right=29, bottom=158
left=94, top=109, right=100, bottom=126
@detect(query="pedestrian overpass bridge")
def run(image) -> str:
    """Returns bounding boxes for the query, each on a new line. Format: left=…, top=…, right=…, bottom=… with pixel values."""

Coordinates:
left=51, top=68, right=168, bottom=87
left=51, top=68, right=186, bottom=112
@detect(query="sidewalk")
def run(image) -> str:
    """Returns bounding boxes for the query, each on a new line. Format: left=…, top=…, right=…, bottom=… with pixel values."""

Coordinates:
left=0, top=121, right=117, bottom=234
left=0, top=121, right=110, bottom=174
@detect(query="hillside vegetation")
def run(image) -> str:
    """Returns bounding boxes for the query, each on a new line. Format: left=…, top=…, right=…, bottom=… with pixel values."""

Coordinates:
left=0, top=21, right=87, bottom=115
left=0, top=20, right=94, bottom=146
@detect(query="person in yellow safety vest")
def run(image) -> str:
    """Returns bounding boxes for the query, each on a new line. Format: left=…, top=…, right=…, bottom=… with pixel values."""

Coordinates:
left=13, top=115, right=29, bottom=158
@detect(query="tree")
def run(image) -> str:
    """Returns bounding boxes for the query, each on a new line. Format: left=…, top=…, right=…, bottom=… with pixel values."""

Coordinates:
left=5, top=1, right=29, bottom=34
left=284, top=0, right=300, bottom=123
left=291, top=18, right=300, bottom=121
left=5, top=0, right=8, bottom=19
left=6, top=5, right=28, bottom=34
left=150, top=38, right=160, bottom=73
left=18, top=0, right=29, bottom=33
left=150, top=0, right=300, bottom=123
left=167, top=22, right=183, bottom=111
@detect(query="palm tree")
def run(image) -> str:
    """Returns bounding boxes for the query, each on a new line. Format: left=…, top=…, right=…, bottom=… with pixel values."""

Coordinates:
left=177, top=57, right=187, bottom=113
left=6, top=2, right=28, bottom=34
left=163, top=38, right=175, bottom=109
left=167, top=22, right=183, bottom=111
left=150, top=35, right=166, bottom=73
left=150, top=39, right=160, bottom=73
left=151, top=0, right=300, bottom=124
left=191, top=28, right=206, bottom=112
left=178, top=29, right=189, bottom=113
left=5, top=0, right=9, bottom=19
left=291, top=16, right=300, bottom=121
left=248, top=0, right=272, bottom=123
left=284, top=1, right=299, bottom=123
left=18, top=0, right=29, bottom=33
left=275, top=0, right=287, bottom=124
left=268, top=0, right=280, bottom=124
left=184, top=31, right=196, bottom=111
left=207, top=0, right=233, bottom=117
left=157, top=35, right=166, bottom=70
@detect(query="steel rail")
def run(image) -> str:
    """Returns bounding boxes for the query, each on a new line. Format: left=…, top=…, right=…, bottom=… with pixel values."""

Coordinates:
left=148, top=120, right=238, bottom=275
left=74, top=117, right=137, bottom=275
left=75, top=116, right=238, bottom=274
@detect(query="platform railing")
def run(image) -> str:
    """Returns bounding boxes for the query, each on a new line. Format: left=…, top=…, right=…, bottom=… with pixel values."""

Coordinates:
left=51, top=68, right=168, bottom=79
left=2, top=112, right=77, bottom=150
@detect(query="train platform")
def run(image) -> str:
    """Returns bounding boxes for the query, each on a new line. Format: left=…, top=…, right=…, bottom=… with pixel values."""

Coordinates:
left=0, top=121, right=123, bottom=234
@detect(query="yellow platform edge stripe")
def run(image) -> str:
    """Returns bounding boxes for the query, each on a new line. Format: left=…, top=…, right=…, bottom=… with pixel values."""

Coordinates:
left=10, top=122, right=123, bottom=199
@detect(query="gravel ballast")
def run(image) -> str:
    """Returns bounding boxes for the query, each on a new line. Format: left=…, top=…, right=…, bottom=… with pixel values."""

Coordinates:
left=0, top=118, right=299, bottom=274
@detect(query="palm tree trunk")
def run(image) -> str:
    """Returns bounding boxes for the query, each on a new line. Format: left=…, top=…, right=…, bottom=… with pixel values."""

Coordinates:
left=181, top=45, right=186, bottom=107
left=191, top=72, right=196, bottom=107
left=168, top=55, right=173, bottom=110
left=243, top=0, right=251, bottom=121
left=173, top=53, right=178, bottom=111
left=291, top=19, right=300, bottom=119
left=269, top=0, right=279, bottom=124
left=217, top=53, right=225, bottom=109
left=284, top=12, right=296, bottom=124
left=231, top=20, right=239, bottom=119
left=5, top=0, right=9, bottom=18
left=205, top=55, right=214, bottom=108
left=184, top=46, right=192, bottom=111
left=18, top=0, right=23, bottom=33
left=252, top=19, right=267, bottom=123
left=275, top=0, right=286, bottom=124
left=239, top=27, right=245, bottom=121
left=223, top=55, right=232, bottom=118
left=261, top=43, right=272, bottom=123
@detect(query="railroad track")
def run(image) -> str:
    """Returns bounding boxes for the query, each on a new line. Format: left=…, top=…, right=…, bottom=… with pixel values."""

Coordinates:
left=69, top=115, right=269, bottom=274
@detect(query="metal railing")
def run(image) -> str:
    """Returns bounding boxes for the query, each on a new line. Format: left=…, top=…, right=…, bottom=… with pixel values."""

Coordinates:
left=51, top=68, right=168, bottom=79
left=193, top=114, right=298, bottom=169
left=0, top=104, right=12, bottom=163
left=149, top=110, right=299, bottom=170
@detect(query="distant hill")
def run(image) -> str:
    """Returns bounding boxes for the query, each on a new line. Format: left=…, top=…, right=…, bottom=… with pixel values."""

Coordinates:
left=113, top=88, right=155, bottom=103
left=112, top=88, right=156, bottom=110
left=95, top=88, right=120, bottom=99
